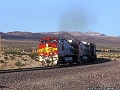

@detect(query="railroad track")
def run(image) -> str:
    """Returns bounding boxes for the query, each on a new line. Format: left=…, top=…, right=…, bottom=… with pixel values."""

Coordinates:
left=0, top=66, right=61, bottom=73
left=0, top=58, right=111, bottom=73
left=0, top=64, right=85, bottom=73
left=0, top=63, right=96, bottom=73
left=0, top=59, right=119, bottom=90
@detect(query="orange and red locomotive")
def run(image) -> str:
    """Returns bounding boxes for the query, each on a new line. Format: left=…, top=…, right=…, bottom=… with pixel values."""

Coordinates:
left=38, top=36, right=96, bottom=66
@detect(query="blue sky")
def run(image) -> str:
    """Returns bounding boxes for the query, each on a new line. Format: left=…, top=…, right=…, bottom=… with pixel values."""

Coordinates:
left=0, top=0, right=120, bottom=36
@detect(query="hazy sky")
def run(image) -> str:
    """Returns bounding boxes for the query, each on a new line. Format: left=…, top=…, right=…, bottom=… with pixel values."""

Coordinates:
left=0, top=0, right=120, bottom=36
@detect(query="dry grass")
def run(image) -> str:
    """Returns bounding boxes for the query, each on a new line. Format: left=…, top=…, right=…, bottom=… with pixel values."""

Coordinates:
left=96, top=43, right=120, bottom=61
left=97, top=52, right=120, bottom=61
left=0, top=53, right=41, bottom=70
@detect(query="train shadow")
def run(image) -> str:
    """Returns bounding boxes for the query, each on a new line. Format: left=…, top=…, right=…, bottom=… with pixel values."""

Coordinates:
left=0, top=85, right=8, bottom=89
left=79, top=58, right=112, bottom=66
left=92, top=58, right=112, bottom=64
left=57, top=58, right=112, bottom=68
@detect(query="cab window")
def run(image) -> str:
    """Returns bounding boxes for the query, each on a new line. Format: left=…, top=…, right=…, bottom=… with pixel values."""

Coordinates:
left=50, top=39, right=57, bottom=43
left=40, top=40, right=48, bottom=43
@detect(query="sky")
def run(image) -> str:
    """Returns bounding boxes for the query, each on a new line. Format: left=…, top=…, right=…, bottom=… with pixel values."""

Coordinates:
left=0, top=0, right=120, bottom=36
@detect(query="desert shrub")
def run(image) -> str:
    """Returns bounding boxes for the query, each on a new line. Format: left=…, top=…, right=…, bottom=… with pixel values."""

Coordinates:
left=10, top=56, right=15, bottom=60
left=22, top=58, right=27, bottom=61
left=0, top=60, right=4, bottom=63
left=15, top=61, right=25, bottom=67
left=4, top=56, right=8, bottom=60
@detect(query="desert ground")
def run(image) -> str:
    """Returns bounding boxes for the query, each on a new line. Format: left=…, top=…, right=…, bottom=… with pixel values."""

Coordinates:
left=0, top=39, right=120, bottom=70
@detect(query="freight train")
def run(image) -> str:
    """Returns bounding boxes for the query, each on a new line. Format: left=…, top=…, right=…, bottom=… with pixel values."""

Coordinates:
left=38, top=36, right=96, bottom=66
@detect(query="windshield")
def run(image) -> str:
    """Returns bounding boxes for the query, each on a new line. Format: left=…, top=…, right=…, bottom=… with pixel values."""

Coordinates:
left=40, top=39, right=57, bottom=43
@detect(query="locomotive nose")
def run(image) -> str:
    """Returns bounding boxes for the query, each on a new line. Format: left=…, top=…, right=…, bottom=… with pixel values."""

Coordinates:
left=46, top=43, right=48, bottom=47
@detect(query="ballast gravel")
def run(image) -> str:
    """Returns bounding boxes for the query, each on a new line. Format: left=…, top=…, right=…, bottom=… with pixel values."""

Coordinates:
left=0, top=60, right=120, bottom=90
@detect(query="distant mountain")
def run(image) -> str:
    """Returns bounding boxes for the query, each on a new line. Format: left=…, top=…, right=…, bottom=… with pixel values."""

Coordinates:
left=67, top=31, right=109, bottom=37
left=98, top=34, right=107, bottom=37
left=85, top=31, right=102, bottom=36
left=1, top=31, right=45, bottom=40
left=68, top=31, right=83, bottom=36
left=6, top=31, right=32, bottom=37
left=0, top=31, right=120, bottom=44
left=0, top=31, right=112, bottom=38
left=0, top=32, right=3, bottom=35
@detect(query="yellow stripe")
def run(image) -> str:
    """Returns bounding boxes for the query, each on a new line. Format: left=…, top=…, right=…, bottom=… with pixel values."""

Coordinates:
left=39, top=47, right=57, bottom=53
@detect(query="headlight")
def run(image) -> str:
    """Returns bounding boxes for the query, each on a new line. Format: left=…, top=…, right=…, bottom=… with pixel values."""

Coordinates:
left=50, top=52, right=53, bottom=55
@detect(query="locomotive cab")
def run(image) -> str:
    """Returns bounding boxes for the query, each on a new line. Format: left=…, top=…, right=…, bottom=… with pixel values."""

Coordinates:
left=38, top=36, right=59, bottom=66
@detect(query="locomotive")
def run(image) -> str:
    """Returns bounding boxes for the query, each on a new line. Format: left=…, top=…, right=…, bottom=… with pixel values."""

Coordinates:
left=38, top=36, right=96, bottom=66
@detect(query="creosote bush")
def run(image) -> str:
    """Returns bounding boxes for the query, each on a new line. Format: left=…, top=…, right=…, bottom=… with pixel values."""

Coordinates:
left=10, top=56, right=15, bottom=60
left=0, top=60, right=4, bottom=63
left=4, top=56, right=8, bottom=60
left=15, top=61, right=25, bottom=67
left=22, top=58, right=27, bottom=61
